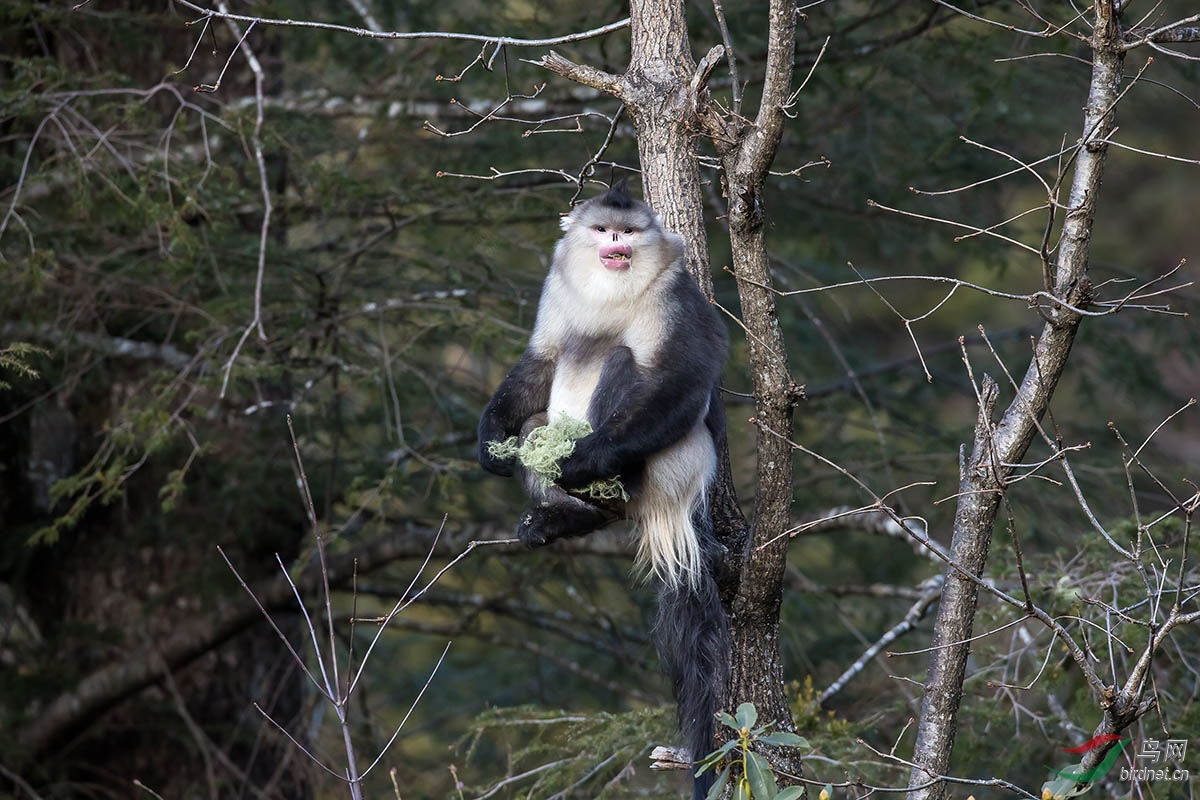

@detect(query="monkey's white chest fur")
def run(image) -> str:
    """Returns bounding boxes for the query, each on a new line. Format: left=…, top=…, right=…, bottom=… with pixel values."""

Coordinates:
left=534, top=262, right=669, bottom=422
left=547, top=361, right=603, bottom=422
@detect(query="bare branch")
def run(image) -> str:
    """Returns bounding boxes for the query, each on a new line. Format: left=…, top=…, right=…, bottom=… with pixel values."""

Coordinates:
left=528, top=51, right=627, bottom=98
left=18, top=521, right=506, bottom=758
left=1098, top=136, right=1200, bottom=164
left=929, top=0, right=1073, bottom=38
left=820, top=576, right=944, bottom=703
left=777, top=268, right=1191, bottom=318
left=171, top=1, right=630, bottom=47
left=868, top=198, right=1042, bottom=255
left=360, top=643, right=451, bottom=776
left=784, top=503, right=944, bottom=561
left=1124, top=13, right=1200, bottom=49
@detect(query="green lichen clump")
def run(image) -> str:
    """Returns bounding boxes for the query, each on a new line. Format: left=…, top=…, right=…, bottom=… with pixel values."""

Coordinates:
left=487, top=416, right=626, bottom=501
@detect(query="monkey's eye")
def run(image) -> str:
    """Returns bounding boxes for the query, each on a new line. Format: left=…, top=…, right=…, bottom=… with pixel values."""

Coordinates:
left=624, top=228, right=634, bottom=234
left=595, top=225, right=607, bottom=233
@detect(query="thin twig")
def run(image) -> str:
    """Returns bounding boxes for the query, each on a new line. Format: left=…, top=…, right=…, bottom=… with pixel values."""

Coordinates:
left=172, top=0, right=630, bottom=47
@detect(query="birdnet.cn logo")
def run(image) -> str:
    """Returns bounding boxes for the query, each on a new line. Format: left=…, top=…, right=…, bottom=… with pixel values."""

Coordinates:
left=1042, top=734, right=1190, bottom=799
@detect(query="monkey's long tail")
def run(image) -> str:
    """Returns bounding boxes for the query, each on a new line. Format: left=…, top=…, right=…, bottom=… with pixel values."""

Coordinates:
left=654, top=531, right=729, bottom=800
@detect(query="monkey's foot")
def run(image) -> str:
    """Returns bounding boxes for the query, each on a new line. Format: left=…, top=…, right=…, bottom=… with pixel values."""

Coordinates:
left=517, top=503, right=616, bottom=547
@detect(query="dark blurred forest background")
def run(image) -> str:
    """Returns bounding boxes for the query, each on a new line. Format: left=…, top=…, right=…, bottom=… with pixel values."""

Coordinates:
left=2, top=1, right=1198, bottom=798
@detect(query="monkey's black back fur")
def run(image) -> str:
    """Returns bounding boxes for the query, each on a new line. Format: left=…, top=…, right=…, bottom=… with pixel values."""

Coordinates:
left=655, top=499, right=728, bottom=800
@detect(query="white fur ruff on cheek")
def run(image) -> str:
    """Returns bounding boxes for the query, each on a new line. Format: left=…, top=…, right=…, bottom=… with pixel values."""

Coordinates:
left=628, top=423, right=717, bottom=590
left=528, top=273, right=570, bottom=354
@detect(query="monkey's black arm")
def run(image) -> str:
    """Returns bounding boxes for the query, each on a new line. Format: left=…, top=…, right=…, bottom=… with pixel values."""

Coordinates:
left=478, top=351, right=554, bottom=476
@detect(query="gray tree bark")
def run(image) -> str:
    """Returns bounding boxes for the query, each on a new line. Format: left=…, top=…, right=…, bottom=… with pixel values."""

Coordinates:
left=698, top=1, right=804, bottom=784
left=906, top=3, right=1125, bottom=796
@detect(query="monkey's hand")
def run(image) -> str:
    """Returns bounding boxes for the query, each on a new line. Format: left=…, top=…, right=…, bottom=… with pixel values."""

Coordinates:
left=478, top=419, right=517, bottom=477
left=556, top=437, right=620, bottom=490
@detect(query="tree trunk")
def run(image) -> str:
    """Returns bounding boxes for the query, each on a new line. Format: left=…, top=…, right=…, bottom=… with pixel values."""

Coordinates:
left=539, top=0, right=803, bottom=784
left=906, top=4, right=1124, bottom=796
left=714, top=0, right=802, bottom=781
left=626, top=0, right=803, bottom=779
left=622, top=0, right=753, bottom=628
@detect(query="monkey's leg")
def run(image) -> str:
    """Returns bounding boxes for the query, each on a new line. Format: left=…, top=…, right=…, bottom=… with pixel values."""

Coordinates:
left=516, top=492, right=619, bottom=548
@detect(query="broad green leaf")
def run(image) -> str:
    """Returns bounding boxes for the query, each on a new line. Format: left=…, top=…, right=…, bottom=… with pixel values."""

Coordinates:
left=717, top=739, right=742, bottom=757
left=706, top=765, right=731, bottom=800
left=698, top=739, right=740, bottom=771
left=758, top=731, right=810, bottom=749
left=776, top=788, right=806, bottom=800
left=718, top=711, right=741, bottom=731
left=745, top=750, right=778, bottom=799
left=735, top=702, right=759, bottom=730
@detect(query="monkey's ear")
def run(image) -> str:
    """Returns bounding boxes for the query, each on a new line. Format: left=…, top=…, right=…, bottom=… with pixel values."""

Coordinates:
left=559, top=212, right=575, bottom=232
left=663, top=231, right=686, bottom=262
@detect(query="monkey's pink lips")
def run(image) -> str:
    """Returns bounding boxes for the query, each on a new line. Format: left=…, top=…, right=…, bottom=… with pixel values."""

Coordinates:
left=600, top=244, right=633, bottom=271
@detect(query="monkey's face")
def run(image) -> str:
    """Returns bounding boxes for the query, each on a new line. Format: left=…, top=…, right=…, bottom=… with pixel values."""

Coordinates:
left=591, top=223, right=639, bottom=271
left=560, top=198, right=659, bottom=275
left=549, top=193, right=681, bottom=315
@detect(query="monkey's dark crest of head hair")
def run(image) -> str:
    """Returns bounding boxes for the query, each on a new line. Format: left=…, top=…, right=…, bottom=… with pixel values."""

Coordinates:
left=599, top=177, right=635, bottom=210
